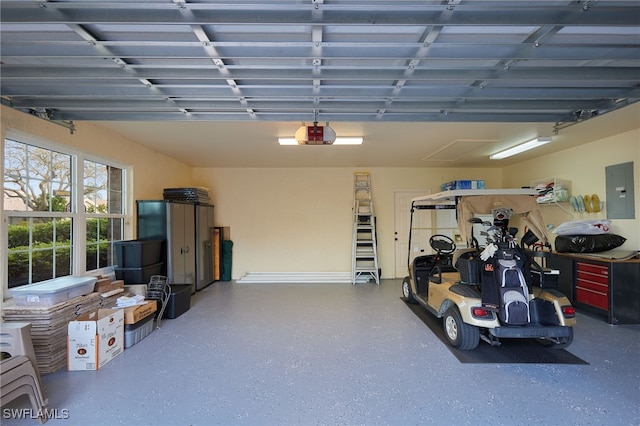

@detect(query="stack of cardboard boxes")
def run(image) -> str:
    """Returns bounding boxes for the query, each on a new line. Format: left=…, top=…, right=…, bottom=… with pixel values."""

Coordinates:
left=122, top=300, right=157, bottom=349
left=67, top=277, right=157, bottom=371
left=67, top=308, right=124, bottom=371
left=2, top=290, right=120, bottom=374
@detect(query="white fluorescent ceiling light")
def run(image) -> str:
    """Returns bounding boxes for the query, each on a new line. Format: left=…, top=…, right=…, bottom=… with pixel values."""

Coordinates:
left=489, top=137, right=552, bottom=160
left=334, top=137, right=364, bottom=145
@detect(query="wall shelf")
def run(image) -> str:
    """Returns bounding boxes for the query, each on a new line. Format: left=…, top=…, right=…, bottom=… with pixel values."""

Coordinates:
left=532, top=177, right=574, bottom=217
left=531, top=177, right=571, bottom=204
left=540, top=200, right=574, bottom=216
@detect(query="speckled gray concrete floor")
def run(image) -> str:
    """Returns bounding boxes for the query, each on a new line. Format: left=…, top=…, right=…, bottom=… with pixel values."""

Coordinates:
left=3, top=279, right=639, bottom=426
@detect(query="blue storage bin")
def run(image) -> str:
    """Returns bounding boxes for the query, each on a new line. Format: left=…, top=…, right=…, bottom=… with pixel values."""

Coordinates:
left=441, top=180, right=485, bottom=191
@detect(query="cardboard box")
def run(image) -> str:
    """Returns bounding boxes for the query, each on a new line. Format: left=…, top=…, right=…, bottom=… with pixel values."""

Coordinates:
left=94, top=278, right=111, bottom=293
left=112, top=280, right=125, bottom=291
left=67, top=308, right=124, bottom=371
left=221, top=226, right=231, bottom=241
left=94, top=278, right=125, bottom=293
left=123, top=284, right=147, bottom=296
left=122, top=300, right=157, bottom=325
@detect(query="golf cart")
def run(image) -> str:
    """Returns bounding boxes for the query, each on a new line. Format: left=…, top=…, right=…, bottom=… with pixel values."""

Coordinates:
left=402, top=189, right=576, bottom=350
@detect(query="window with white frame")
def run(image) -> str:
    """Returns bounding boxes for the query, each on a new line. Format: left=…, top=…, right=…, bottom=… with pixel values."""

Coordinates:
left=83, top=159, right=124, bottom=271
left=3, top=137, right=127, bottom=288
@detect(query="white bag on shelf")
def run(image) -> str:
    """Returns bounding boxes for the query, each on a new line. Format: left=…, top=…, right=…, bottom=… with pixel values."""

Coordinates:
left=552, top=219, right=611, bottom=235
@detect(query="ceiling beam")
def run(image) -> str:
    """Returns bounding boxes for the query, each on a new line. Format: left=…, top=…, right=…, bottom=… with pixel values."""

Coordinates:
left=3, top=66, right=638, bottom=81
left=6, top=98, right=617, bottom=112
left=2, top=4, right=639, bottom=26
left=4, top=84, right=637, bottom=99
left=42, top=110, right=579, bottom=123
left=2, top=43, right=638, bottom=61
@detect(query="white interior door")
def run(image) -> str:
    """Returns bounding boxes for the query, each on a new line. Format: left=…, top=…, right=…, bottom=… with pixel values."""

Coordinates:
left=394, top=190, right=429, bottom=278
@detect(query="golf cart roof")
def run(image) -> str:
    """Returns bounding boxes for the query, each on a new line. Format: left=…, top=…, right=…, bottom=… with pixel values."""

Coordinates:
left=410, top=188, right=549, bottom=246
left=411, top=189, right=537, bottom=205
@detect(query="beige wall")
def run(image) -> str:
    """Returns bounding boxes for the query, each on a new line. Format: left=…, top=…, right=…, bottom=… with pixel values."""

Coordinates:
left=3, top=102, right=639, bottom=285
left=502, top=127, right=640, bottom=251
left=193, top=167, right=502, bottom=279
left=0, top=108, right=504, bottom=281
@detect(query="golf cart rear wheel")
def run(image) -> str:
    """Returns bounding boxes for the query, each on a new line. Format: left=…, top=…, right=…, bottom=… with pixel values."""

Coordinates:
left=402, top=277, right=417, bottom=304
left=443, top=307, right=480, bottom=350
left=537, top=328, right=574, bottom=350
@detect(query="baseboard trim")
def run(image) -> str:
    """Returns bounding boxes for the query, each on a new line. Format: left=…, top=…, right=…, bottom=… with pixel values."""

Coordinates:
left=237, top=272, right=351, bottom=284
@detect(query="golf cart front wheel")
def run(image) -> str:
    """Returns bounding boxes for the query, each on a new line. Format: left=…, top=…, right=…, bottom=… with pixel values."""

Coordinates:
left=402, top=277, right=417, bottom=304
left=443, top=307, right=480, bottom=350
left=537, top=328, right=574, bottom=350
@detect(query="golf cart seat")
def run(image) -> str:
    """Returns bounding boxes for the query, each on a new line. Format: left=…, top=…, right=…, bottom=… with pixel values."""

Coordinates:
left=452, top=248, right=477, bottom=270
left=453, top=248, right=482, bottom=285
left=414, top=253, right=456, bottom=285
left=414, top=254, right=437, bottom=270
left=413, top=255, right=440, bottom=289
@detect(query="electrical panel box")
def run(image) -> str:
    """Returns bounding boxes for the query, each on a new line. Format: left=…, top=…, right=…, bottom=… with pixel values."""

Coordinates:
left=606, top=162, right=635, bottom=219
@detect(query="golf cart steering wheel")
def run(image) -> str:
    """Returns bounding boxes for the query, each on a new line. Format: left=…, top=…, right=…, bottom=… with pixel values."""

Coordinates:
left=429, top=234, right=457, bottom=255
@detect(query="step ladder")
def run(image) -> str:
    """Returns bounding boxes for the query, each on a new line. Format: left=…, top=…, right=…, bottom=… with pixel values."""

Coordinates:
left=352, top=172, right=380, bottom=285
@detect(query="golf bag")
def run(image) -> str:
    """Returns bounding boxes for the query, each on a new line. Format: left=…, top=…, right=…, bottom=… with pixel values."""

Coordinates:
left=481, top=244, right=531, bottom=325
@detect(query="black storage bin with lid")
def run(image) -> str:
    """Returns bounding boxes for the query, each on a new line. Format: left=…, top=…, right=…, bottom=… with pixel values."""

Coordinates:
left=114, top=239, right=164, bottom=268
left=162, top=284, right=192, bottom=319
left=114, top=262, right=163, bottom=284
